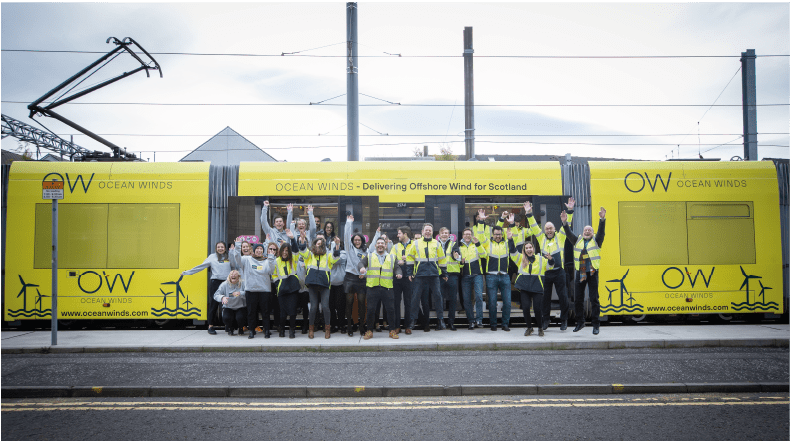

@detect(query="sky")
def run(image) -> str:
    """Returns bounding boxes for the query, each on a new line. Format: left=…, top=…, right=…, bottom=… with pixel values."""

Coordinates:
left=1, top=2, right=788, bottom=163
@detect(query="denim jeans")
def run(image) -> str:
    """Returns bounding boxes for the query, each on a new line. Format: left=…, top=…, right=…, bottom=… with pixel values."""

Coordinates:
left=486, top=273, right=511, bottom=327
left=462, top=274, right=484, bottom=324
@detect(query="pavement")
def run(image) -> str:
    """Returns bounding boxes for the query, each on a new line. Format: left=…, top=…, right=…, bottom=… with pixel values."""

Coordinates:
left=1, top=323, right=788, bottom=353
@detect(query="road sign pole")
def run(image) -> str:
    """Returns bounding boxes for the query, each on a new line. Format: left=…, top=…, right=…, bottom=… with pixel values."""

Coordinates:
left=52, top=197, right=58, bottom=345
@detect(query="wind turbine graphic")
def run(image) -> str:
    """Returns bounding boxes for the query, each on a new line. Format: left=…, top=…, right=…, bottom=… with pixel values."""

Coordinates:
left=757, top=281, right=772, bottom=304
left=739, top=266, right=761, bottom=304
left=183, top=294, right=193, bottom=310
left=605, top=286, right=618, bottom=304
left=34, top=289, right=49, bottom=311
left=607, top=269, right=630, bottom=306
left=17, top=275, right=39, bottom=311
left=161, top=275, right=185, bottom=310
left=160, top=289, right=172, bottom=309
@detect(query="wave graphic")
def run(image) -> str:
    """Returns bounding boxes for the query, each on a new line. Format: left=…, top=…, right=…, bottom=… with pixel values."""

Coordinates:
left=600, top=304, right=645, bottom=313
left=730, top=301, right=780, bottom=312
left=149, top=306, right=202, bottom=318
left=7, top=309, right=52, bottom=318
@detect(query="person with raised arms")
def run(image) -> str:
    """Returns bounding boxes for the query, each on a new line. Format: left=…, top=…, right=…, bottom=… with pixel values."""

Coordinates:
left=297, top=233, right=342, bottom=339
left=181, top=241, right=232, bottom=335
left=261, top=201, right=295, bottom=247
left=438, top=227, right=461, bottom=331
left=484, top=225, right=511, bottom=331
left=562, top=206, right=606, bottom=335
left=290, top=204, right=317, bottom=244
left=343, top=214, right=369, bottom=336
left=509, top=232, right=553, bottom=337
left=525, top=198, right=574, bottom=331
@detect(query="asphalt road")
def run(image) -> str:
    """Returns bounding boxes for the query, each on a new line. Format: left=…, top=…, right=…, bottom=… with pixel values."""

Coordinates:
left=3, top=394, right=787, bottom=441
left=2, top=348, right=787, bottom=387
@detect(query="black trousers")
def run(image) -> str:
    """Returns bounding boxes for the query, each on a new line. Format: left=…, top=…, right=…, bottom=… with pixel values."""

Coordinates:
left=440, top=273, right=460, bottom=324
left=298, top=291, right=310, bottom=328
left=392, top=277, right=411, bottom=328
left=329, top=284, right=346, bottom=328
left=222, top=307, right=246, bottom=332
left=366, top=286, right=397, bottom=332
left=246, top=291, right=271, bottom=332
left=565, top=263, right=576, bottom=302
left=575, top=270, right=600, bottom=326
left=520, top=290, right=543, bottom=330
left=208, top=279, right=223, bottom=327
left=278, top=291, right=299, bottom=330
left=345, top=274, right=367, bottom=326
left=542, top=268, right=569, bottom=323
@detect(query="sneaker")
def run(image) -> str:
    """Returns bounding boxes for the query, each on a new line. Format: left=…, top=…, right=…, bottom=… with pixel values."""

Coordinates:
left=538, top=329, right=545, bottom=337
left=363, top=330, right=373, bottom=340
left=207, top=328, right=217, bottom=335
left=467, top=323, right=474, bottom=330
left=593, top=326, right=600, bottom=335
left=389, top=330, right=399, bottom=339
left=525, top=327, right=533, bottom=336
left=502, top=325, right=510, bottom=332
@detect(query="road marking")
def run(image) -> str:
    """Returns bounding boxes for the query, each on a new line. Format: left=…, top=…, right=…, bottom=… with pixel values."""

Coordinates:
left=4, top=400, right=787, bottom=412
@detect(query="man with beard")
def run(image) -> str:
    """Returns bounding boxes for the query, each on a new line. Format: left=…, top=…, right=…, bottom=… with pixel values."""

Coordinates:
left=563, top=206, right=606, bottom=335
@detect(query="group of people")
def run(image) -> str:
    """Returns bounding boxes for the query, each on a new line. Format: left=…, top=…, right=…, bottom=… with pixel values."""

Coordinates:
left=182, top=198, right=607, bottom=340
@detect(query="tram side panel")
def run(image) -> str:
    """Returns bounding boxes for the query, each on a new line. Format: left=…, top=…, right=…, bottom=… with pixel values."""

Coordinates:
left=590, top=161, right=783, bottom=316
left=4, top=162, right=210, bottom=322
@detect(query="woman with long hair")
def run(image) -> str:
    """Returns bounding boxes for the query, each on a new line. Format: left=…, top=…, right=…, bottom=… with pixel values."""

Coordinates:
left=182, top=241, right=231, bottom=335
left=232, top=242, right=276, bottom=339
left=298, top=233, right=342, bottom=339
left=343, top=215, right=368, bottom=336
left=213, top=270, right=247, bottom=336
left=272, top=230, right=301, bottom=338
left=264, top=241, right=281, bottom=331
left=509, top=231, right=554, bottom=337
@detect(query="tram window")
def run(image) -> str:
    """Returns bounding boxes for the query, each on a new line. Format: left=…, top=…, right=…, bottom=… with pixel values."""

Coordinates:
left=687, top=202, right=755, bottom=264
left=107, top=204, right=180, bottom=268
left=618, top=202, right=688, bottom=265
left=464, top=197, right=532, bottom=230
left=34, top=203, right=109, bottom=269
left=266, top=197, right=339, bottom=238
left=379, top=203, right=424, bottom=240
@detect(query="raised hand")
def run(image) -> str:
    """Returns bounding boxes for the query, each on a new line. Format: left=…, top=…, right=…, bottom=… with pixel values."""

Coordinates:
left=263, top=200, right=269, bottom=207
left=307, top=204, right=314, bottom=212
left=560, top=210, right=568, bottom=224
left=347, top=214, right=354, bottom=222
left=477, top=208, right=487, bottom=221
left=334, top=236, right=342, bottom=246
left=566, top=197, right=576, bottom=210
left=472, top=236, right=479, bottom=244
left=287, top=203, right=293, bottom=211
left=500, top=210, right=509, bottom=219
left=377, top=224, right=381, bottom=232
left=507, top=213, right=515, bottom=224
left=285, top=229, right=294, bottom=239
left=266, top=234, right=272, bottom=242
left=524, top=201, right=533, bottom=214
left=600, top=206, right=606, bottom=219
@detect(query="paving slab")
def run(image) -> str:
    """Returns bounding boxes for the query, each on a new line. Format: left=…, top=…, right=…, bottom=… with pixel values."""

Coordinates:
left=1, top=324, right=787, bottom=353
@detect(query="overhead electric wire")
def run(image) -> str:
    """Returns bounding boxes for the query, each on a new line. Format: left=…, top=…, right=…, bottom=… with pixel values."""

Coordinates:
left=3, top=100, right=787, bottom=107
left=3, top=49, right=790, bottom=58
left=48, top=132, right=790, bottom=138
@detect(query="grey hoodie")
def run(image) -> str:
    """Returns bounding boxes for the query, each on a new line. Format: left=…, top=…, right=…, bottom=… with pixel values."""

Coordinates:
left=182, top=253, right=231, bottom=280
left=261, top=205, right=293, bottom=246
left=213, top=280, right=246, bottom=310
left=344, top=219, right=367, bottom=276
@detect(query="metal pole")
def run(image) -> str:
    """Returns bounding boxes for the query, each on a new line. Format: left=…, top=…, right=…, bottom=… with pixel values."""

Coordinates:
left=346, top=2, right=359, bottom=161
left=51, top=198, right=58, bottom=345
left=463, top=27, right=475, bottom=160
left=741, top=49, right=757, bottom=160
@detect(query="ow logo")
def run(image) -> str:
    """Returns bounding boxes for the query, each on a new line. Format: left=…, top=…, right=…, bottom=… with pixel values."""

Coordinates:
left=624, top=172, right=672, bottom=193
left=77, top=271, right=135, bottom=294
left=42, top=173, right=95, bottom=194
left=661, top=267, right=715, bottom=289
